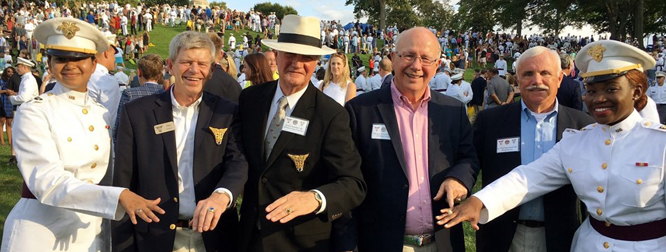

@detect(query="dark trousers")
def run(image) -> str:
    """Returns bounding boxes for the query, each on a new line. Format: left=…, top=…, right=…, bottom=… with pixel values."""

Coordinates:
left=657, top=104, right=666, bottom=124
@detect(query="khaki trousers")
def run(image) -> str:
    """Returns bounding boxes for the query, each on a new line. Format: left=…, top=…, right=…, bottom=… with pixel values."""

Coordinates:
left=509, top=224, right=546, bottom=252
left=172, top=227, right=206, bottom=252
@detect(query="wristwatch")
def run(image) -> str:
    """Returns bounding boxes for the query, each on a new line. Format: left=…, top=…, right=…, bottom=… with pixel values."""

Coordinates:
left=312, top=191, right=323, bottom=210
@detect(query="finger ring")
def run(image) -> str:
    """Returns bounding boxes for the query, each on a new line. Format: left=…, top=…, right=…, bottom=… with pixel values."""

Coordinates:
left=208, top=207, right=215, bottom=213
left=455, top=197, right=462, bottom=203
left=286, top=208, right=292, bottom=214
left=136, top=209, right=142, bottom=214
left=447, top=209, right=453, bottom=215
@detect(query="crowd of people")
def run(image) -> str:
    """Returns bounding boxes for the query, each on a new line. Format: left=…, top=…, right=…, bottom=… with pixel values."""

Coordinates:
left=2, top=0, right=666, bottom=252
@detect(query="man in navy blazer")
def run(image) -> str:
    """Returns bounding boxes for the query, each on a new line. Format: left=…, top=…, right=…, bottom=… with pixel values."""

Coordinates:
left=556, top=53, right=583, bottom=110
left=473, top=47, right=593, bottom=252
left=112, top=31, right=248, bottom=252
left=344, top=27, right=479, bottom=252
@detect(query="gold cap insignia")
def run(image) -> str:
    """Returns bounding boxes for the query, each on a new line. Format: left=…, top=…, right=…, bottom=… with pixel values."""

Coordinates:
left=57, top=21, right=80, bottom=40
left=287, top=153, right=309, bottom=172
left=587, top=44, right=606, bottom=62
left=209, top=127, right=228, bottom=145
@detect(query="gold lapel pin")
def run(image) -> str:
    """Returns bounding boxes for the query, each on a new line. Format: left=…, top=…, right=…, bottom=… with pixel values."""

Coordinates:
left=287, top=153, right=309, bottom=172
left=209, top=127, right=228, bottom=146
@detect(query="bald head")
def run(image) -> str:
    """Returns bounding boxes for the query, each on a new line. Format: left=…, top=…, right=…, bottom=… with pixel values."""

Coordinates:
left=395, top=27, right=442, bottom=56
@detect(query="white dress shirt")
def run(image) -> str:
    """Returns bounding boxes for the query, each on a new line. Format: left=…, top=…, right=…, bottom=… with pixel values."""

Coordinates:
left=265, top=83, right=327, bottom=214
left=648, top=84, right=666, bottom=104
left=170, top=89, right=232, bottom=219
left=10, top=72, right=39, bottom=105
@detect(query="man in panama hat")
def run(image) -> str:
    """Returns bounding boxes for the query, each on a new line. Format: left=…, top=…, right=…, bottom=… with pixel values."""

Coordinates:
left=237, top=14, right=366, bottom=252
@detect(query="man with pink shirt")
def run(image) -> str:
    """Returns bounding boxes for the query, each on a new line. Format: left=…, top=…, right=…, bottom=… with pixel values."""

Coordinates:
left=344, top=27, right=479, bottom=251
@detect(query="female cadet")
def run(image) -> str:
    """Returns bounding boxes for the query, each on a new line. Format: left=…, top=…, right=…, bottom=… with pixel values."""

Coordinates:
left=1, top=18, right=164, bottom=252
left=439, top=40, right=666, bottom=251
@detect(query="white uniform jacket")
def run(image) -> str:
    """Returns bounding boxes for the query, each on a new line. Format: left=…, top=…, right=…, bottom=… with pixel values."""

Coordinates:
left=475, top=110, right=666, bottom=251
left=10, top=72, right=39, bottom=105
left=88, top=64, right=121, bottom=127
left=1, top=84, right=125, bottom=252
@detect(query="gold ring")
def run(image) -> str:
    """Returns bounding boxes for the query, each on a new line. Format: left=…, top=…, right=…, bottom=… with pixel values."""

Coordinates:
left=455, top=197, right=462, bottom=203
left=447, top=209, right=453, bottom=215
left=136, top=209, right=142, bottom=214
left=286, top=208, right=293, bottom=214
left=208, top=207, right=215, bottom=213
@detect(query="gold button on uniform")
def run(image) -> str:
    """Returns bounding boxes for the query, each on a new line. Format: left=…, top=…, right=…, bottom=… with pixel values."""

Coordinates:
left=568, top=168, right=573, bottom=173
left=603, top=242, right=609, bottom=249
left=170, top=224, right=176, bottom=230
left=602, top=163, right=608, bottom=169
left=597, top=186, right=604, bottom=193
left=597, top=208, right=602, bottom=216
left=637, top=179, right=643, bottom=185
left=604, top=139, right=611, bottom=145
left=94, top=145, right=99, bottom=151
left=91, top=163, right=97, bottom=169
left=47, top=93, right=53, bottom=96
left=174, top=197, right=178, bottom=203
left=82, top=108, right=88, bottom=114
left=605, top=221, right=611, bottom=227
left=67, top=137, right=72, bottom=142
left=89, top=125, right=94, bottom=131
left=645, top=122, right=652, bottom=127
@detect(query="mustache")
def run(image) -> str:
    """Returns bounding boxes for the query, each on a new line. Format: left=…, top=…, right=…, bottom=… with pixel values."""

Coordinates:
left=526, top=85, right=549, bottom=91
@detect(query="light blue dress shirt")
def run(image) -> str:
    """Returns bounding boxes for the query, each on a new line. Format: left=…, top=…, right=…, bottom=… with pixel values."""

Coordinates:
left=518, top=100, right=558, bottom=221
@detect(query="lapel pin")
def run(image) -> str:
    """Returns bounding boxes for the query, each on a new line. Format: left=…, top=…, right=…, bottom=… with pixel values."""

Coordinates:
left=209, top=127, right=228, bottom=146
left=287, top=153, right=309, bottom=172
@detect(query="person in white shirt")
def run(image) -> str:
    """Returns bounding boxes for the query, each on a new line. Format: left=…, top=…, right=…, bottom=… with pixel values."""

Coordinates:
left=228, top=34, right=236, bottom=50
left=318, top=53, right=357, bottom=105
left=144, top=12, right=153, bottom=32
left=367, top=67, right=382, bottom=92
left=120, top=14, right=128, bottom=35
left=648, top=71, right=666, bottom=123
left=445, top=72, right=473, bottom=107
left=495, top=54, right=508, bottom=77
left=432, top=67, right=452, bottom=94
left=355, top=66, right=368, bottom=93
left=9, top=57, right=39, bottom=106
left=88, top=33, right=122, bottom=127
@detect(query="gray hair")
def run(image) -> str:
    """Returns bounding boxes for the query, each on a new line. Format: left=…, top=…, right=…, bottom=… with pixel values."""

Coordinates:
left=168, top=31, right=215, bottom=62
left=515, top=46, right=561, bottom=73
left=560, top=53, right=573, bottom=70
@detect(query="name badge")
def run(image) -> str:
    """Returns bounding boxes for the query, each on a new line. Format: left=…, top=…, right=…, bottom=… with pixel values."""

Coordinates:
left=282, top=116, right=309, bottom=136
left=154, top=121, right=175, bottom=135
left=371, top=124, right=391, bottom=140
left=497, top=137, right=520, bottom=153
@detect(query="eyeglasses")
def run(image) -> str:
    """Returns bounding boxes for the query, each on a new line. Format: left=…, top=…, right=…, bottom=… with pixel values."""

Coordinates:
left=396, top=53, right=437, bottom=66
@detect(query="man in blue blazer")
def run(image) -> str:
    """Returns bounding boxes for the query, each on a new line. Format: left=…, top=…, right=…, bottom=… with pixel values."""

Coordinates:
left=344, top=27, right=479, bottom=252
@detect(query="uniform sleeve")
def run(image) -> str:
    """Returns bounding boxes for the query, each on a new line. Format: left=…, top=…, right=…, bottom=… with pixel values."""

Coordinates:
left=13, top=103, right=126, bottom=220
left=474, top=141, right=570, bottom=223
left=463, top=83, right=473, bottom=104
left=100, top=75, right=122, bottom=127
left=10, top=78, right=38, bottom=105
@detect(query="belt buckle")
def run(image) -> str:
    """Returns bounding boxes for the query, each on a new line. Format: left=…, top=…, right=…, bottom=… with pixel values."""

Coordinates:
left=404, top=234, right=433, bottom=247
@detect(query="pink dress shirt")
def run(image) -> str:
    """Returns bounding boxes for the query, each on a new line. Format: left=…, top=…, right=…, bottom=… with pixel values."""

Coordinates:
left=390, top=82, right=434, bottom=235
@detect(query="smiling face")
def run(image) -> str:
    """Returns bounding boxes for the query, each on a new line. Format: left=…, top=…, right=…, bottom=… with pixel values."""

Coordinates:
left=49, top=56, right=97, bottom=92
left=584, top=76, right=641, bottom=125
left=329, top=55, right=344, bottom=77
left=516, top=51, right=563, bottom=112
left=391, top=28, right=440, bottom=100
left=276, top=51, right=318, bottom=91
left=168, top=47, right=213, bottom=97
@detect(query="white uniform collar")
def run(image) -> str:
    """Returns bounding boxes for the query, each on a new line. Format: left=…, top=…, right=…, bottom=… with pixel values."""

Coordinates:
left=601, top=109, right=642, bottom=135
left=52, top=82, right=91, bottom=106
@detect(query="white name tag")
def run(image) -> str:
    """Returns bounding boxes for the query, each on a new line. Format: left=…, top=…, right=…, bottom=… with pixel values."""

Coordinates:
left=154, top=121, right=176, bottom=135
left=282, top=116, right=309, bottom=136
left=371, top=124, right=391, bottom=140
left=497, top=137, right=520, bottom=153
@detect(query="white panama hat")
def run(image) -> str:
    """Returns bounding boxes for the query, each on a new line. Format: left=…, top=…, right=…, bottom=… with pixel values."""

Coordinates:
left=262, top=15, right=336, bottom=56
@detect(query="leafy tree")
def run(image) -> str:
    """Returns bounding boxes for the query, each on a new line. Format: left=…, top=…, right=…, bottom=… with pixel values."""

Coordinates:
left=252, top=2, right=298, bottom=20
left=209, top=1, right=227, bottom=10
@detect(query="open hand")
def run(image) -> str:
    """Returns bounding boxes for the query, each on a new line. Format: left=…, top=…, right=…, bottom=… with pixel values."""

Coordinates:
left=266, top=191, right=320, bottom=224
left=433, top=177, right=468, bottom=209
left=118, top=189, right=165, bottom=225
left=190, top=192, right=230, bottom=232
left=435, top=196, right=484, bottom=230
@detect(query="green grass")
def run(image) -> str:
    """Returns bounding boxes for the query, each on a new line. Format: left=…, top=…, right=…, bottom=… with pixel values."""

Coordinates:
left=0, top=134, right=23, bottom=236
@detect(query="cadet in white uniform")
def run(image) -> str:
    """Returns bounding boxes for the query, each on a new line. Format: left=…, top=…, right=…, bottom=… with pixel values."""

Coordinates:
left=1, top=18, right=164, bottom=252
left=648, top=71, right=666, bottom=123
left=438, top=40, right=666, bottom=252
left=88, top=32, right=122, bottom=127
left=9, top=57, right=39, bottom=106
left=445, top=72, right=473, bottom=106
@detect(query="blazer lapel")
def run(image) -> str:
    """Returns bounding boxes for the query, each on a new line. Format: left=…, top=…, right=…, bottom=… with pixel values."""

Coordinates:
left=502, top=102, right=523, bottom=165
left=377, top=86, right=407, bottom=175
left=255, top=82, right=277, bottom=168
left=555, top=104, right=569, bottom=141
left=153, top=91, right=178, bottom=178
left=265, top=84, right=316, bottom=168
left=427, top=94, right=444, bottom=177
left=192, top=93, right=216, bottom=184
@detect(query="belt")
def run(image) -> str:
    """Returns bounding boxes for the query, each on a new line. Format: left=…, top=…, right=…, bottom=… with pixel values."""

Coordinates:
left=403, top=233, right=434, bottom=247
left=356, top=89, right=364, bottom=92
left=21, top=182, right=35, bottom=199
left=589, top=217, right=666, bottom=241
left=175, top=219, right=191, bottom=228
left=515, top=220, right=546, bottom=228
